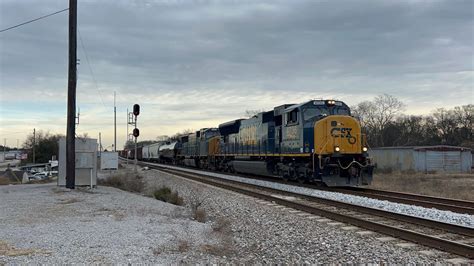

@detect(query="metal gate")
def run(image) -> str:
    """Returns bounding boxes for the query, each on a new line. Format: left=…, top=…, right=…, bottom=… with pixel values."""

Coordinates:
left=426, top=151, right=461, bottom=173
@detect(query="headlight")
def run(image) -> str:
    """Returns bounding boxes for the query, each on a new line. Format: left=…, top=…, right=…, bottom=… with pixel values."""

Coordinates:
left=335, top=146, right=340, bottom=152
left=362, top=147, right=368, bottom=152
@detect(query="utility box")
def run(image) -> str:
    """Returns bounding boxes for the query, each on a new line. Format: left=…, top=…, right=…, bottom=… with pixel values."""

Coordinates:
left=58, top=138, right=98, bottom=187
left=100, top=152, right=118, bottom=170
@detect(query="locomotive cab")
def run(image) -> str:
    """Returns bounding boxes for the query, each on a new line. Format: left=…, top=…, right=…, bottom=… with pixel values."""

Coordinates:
left=279, top=100, right=373, bottom=186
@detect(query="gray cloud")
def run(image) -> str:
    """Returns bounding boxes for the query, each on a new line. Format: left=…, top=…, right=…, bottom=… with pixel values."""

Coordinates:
left=0, top=0, right=473, bottom=146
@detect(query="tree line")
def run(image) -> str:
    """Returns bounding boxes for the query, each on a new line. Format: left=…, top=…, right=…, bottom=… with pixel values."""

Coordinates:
left=352, top=94, right=473, bottom=149
left=16, top=94, right=472, bottom=163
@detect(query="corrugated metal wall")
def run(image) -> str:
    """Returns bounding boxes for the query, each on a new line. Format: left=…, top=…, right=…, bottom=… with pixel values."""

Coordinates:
left=370, top=147, right=472, bottom=173
left=425, top=151, right=461, bottom=173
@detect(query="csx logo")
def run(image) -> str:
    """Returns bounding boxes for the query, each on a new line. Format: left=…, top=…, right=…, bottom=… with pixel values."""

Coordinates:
left=331, top=127, right=357, bottom=144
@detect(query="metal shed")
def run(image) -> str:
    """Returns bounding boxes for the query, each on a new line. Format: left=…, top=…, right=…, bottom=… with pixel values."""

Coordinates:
left=370, top=145, right=472, bottom=174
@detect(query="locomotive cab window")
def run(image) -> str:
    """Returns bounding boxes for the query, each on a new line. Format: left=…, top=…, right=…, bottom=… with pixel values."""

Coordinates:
left=286, top=109, right=299, bottom=125
left=333, top=106, right=350, bottom=115
left=303, top=107, right=329, bottom=121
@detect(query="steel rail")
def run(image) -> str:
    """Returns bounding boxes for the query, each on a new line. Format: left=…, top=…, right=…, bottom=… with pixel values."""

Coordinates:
left=142, top=163, right=474, bottom=259
left=121, top=157, right=473, bottom=215
left=331, top=187, right=474, bottom=215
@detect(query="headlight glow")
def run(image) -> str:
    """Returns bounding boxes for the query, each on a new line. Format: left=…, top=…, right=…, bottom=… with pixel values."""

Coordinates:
left=335, top=146, right=340, bottom=152
left=362, top=147, right=368, bottom=152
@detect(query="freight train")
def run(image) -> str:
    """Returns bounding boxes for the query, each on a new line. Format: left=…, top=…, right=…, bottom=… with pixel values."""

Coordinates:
left=122, top=99, right=374, bottom=186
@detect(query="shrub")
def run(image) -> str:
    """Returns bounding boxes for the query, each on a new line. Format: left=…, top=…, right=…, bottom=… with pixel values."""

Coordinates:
left=193, top=208, right=207, bottom=223
left=177, top=240, right=189, bottom=252
left=0, top=177, right=10, bottom=186
left=98, top=173, right=144, bottom=193
left=153, top=186, right=184, bottom=206
left=212, top=217, right=232, bottom=233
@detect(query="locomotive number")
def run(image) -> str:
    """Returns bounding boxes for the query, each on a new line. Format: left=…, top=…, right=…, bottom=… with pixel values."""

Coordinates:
left=331, top=127, right=357, bottom=144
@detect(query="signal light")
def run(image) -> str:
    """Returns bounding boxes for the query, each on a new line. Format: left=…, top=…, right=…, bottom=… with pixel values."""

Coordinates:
left=133, top=104, right=140, bottom=116
left=133, top=128, right=140, bottom=138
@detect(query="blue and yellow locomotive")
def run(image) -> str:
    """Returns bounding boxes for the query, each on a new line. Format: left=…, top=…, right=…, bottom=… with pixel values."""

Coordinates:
left=174, top=99, right=374, bottom=187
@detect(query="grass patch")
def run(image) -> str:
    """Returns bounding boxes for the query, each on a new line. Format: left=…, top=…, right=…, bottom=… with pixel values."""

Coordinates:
left=56, top=198, right=82, bottom=204
left=153, top=186, right=184, bottom=206
left=212, top=217, right=232, bottom=234
left=0, top=177, right=10, bottom=186
left=98, top=172, right=144, bottom=193
left=369, top=172, right=474, bottom=201
left=0, top=240, right=51, bottom=257
left=193, top=208, right=207, bottom=223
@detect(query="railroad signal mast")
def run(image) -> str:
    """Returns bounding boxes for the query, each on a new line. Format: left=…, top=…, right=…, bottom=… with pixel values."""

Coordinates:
left=128, top=104, right=140, bottom=172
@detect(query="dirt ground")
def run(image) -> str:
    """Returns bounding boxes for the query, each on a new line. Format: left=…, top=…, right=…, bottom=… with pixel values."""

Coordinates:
left=368, top=172, right=474, bottom=201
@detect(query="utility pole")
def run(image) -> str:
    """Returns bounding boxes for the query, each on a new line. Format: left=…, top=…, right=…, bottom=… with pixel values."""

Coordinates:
left=33, top=128, right=36, bottom=164
left=99, top=132, right=102, bottom=155
left=114, top=91, right=117, bottom=152
left=3, top=138, right=5, bottom=162
left=66, top=0, right=77, bottom=189
left=126, top=108, right=129, bottom=165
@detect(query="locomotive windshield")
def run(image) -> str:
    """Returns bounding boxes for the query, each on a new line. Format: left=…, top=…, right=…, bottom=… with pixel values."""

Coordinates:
left=303, top=106, right=350, bottom=120
left=303, top=107, right=329, bottom=121
left=333, top=106, right=350, bottom=115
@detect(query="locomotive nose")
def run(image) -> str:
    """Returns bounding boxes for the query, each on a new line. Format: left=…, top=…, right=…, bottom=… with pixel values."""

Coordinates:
left=314, top=115, right=362, bottom=155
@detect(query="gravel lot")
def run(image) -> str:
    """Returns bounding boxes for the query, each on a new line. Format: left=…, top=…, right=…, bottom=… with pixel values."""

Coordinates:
left=0, top=166, right=470, bottom=264
left=0, top=181, right=220, bottom=264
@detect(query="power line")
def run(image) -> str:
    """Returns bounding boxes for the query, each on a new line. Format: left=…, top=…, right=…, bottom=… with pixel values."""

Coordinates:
left=78, top=29, right=107, bottom=108
left=0, top=8, right=69, bottom=33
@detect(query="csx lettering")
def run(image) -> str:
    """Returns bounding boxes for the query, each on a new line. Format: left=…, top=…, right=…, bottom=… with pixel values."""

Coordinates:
left=330, top=127, right=352, bottom=138
left=331, top=127, right=357, bottom=144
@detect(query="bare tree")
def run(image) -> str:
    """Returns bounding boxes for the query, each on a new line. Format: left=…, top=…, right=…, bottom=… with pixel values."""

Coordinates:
left=432, top=108, right=457, bottom=144
left=156, top=135, right=170, bottom=142
left=170, top=129, right=194, bottom=141
left=244, top=109, right=265, bottom=118
left=352, top=94, right=405, bottom=147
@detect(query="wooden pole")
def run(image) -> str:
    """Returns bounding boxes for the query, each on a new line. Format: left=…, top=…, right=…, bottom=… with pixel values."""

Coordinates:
left=66, top=0, right=77, bottom=189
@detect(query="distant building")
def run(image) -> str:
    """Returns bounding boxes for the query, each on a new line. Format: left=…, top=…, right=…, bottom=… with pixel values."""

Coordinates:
left=370, top=145, right=472, bottom=174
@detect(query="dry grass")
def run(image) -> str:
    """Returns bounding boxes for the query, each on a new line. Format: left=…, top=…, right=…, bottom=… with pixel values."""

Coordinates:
left=212, top=217, right=232, bottom=234
left=0, top=177, right=10, bottom=186
left=200, top=243, right=233, bottom=256
left=112, top=211, right=126, bottom=221
left=369, top=172, right=474, bottom=201
left=98, top=172, right=144, bottom=193
left=177, top=240, right=190, bottom=252
left=0, top=240, right=51, bottom=257
left=27, top=178, right=53, bottom=184
left=193, top=208, right=207, bottom=223
left=151, top=239, right=190, bottom=256
left=56, top=198, right=82, bottom=204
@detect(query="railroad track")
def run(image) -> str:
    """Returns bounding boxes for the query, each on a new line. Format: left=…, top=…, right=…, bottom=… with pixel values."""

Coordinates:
left=330, top=187, right=474, bottom=215
left=137, top=161, right=474, bottom=259
left=122, top=157, right=474, bottom=215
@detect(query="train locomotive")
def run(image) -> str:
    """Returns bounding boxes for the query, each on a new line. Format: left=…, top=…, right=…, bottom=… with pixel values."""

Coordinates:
left=127, top=99, right=374, bottom=187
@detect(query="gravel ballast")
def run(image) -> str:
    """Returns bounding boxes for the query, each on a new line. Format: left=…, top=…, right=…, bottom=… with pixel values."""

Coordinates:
left=0, top=166, right=469, bottom=264
left=155, top=164, right=474, bottom=228
left=139, top=166, right=463, bottom=264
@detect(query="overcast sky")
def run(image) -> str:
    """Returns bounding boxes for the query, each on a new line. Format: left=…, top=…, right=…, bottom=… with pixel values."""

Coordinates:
left=0, top=0, right=473, bottom=149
